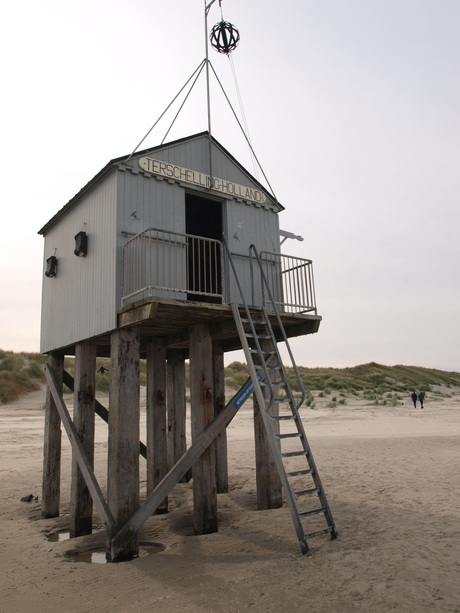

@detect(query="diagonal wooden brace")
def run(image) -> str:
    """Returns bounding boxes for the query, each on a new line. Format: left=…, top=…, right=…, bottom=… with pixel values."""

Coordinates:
left=110, top=376, right=255, bottom=560
left=45, top=365, right=116, bottom=535
left=62, top=370, right=147, bottom=459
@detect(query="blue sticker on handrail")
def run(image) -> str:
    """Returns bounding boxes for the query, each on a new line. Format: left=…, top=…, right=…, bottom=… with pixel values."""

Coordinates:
left=233, top=373, right=262, bottom=408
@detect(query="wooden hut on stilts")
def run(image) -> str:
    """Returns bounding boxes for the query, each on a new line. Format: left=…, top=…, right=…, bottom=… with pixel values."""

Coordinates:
left=39, top=1, right=337, bottom=561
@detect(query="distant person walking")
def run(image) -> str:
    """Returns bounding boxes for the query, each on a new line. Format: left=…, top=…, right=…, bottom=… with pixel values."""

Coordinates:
left=418, top=391, right=425, bottom=409
left=411, top=392, right=417, bottom=408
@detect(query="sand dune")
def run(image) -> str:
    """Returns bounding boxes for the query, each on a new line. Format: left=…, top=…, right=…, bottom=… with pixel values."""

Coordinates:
left=1, top=386, right=459, bottom=612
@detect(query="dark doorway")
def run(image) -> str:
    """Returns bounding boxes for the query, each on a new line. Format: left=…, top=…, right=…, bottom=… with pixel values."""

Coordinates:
left=185, top=193, right=223, bottom=303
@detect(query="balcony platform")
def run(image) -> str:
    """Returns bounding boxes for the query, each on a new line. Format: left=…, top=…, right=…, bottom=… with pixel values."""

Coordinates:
left=57, top=298, right=320, bottom=358
left=116, top=296, right=321, bottom=356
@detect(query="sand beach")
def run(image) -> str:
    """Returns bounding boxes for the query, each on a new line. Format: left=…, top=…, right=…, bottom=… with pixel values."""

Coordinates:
left=1, top=386, right=459, bottom=612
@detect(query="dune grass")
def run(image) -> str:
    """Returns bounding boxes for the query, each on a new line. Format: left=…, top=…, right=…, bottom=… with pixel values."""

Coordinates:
left=1, top=350, right=459, bottom=405
left=285, top=362, right=460, bottom=394
left=0, top=350, right=47, bottom=403
left=0, top=351, right=138, bottom=403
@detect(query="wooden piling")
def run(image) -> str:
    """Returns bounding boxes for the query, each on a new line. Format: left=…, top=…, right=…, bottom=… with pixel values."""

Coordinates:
left=166, top=349, right=188, bottom=482
left=70, top=340, right=96, bottom=536
left=253, top=339, right=282, bottom=509
left=213, top=343, right=228, bottom=493
left=42, top=350, right=64, bottom=518
left=146, top=338, right=168, bottom=513
left=107, top=327, right=140, bottom=560
left=189, top=324, right=217, bottom=534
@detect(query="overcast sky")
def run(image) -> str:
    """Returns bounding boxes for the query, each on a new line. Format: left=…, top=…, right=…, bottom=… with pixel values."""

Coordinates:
left=1, top=0, right=459, bottom=371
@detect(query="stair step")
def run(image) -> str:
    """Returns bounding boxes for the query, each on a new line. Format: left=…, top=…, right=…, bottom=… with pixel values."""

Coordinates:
left=303, top=527, right=334, bottom=539
left=282, top=450, right=307, bottom=458
left=250, top=349, right=276, bottom=355
left=293, top=488, right=319, bottom=498
left=246, top=333, right=272, bottom=340
left=287, top=468, right=313, bottom=477
left=276, top=432, right=301, bottom=439
left=260, top=381, right=286, bottom=387
left=298, top=506, right=326, bottom=518
left=241, top=317, right=265, bottom=326
left=272, top=415, right=295, bottom=421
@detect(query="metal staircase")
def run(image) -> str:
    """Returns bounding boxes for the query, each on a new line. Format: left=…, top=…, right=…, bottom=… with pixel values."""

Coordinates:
left=225, top=242, right=338, bottom=554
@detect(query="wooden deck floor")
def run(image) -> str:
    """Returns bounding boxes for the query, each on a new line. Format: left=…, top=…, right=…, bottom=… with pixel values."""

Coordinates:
left=60, top=297, right=321, bottom=357
left=120, top=297, right=321, bottom=354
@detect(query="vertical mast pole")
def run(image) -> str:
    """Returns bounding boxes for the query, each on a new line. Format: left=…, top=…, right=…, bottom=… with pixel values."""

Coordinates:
left=205, top=0, right=216, bottom=189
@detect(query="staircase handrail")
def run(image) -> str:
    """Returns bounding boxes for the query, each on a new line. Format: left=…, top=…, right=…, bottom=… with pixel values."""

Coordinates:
left=222, top=239, right=275, bottom=403
left=248, top=244, right=306, bottom=411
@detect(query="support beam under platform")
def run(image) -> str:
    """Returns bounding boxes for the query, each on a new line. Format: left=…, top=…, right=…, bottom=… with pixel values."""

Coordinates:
left=42, top=351, right=63, bottom=519
left=70, top=340, right=96, bottom=536
left=253, top=340, right=282, bottom=510
left=167, top=349, right=188, bottom=482
left=107, top=326, right=140, bottom=560
left=213, top=343, right=228, bottom=493
left=146, top=338, right=168, bottom=513
left=190, top=323, right=218, bottom=535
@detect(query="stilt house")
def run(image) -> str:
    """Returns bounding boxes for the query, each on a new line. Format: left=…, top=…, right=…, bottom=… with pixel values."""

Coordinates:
left=39, top=131, right=337, bottom=560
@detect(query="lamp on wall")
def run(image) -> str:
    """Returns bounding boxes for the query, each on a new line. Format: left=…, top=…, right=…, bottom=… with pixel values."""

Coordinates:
left=74, top=231, right=88, bottom=257
left=45, top=255, right=58, bottom=278
left=279, top=230, right=304, bottom=246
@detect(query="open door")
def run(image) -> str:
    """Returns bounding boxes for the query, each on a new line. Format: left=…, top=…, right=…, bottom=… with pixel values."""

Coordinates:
left=185, top=193, right=223, bottom=304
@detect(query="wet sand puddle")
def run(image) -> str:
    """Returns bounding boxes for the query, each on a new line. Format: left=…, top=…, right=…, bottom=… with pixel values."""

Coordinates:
left=46, top=528, right=166, bottom=563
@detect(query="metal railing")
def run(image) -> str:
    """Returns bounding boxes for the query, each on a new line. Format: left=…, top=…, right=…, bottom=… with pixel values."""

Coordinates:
left=121, top=228, right=317, bottom=314
left=223, top=240, right=306, bottom=409
left=253, top=250, right=317, bottom=314
left=121, top=228, right=223, bottom=306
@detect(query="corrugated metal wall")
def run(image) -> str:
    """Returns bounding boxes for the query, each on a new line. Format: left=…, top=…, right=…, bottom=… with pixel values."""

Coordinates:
left=224, top=198, right=280, bottom=305
left=144, top=137, right=211, bottom=176
left=117, top=167, right=186, bottom=237
left=40, top=171, right=118, bottom=353
left=115, top=166, right=187, bottom=305
left=40, top=134, right=282, bottom=352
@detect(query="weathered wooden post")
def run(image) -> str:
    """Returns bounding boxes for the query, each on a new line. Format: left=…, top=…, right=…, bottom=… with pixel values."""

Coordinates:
left=70, top=340, right=96, bottom=536
left=253, top=339, right=282, bottom=509
left=167, top=349, right=188, bottom=482
left=190, top=324, right=217, bottom=534
left=107, top=326, right=140, bottom=560
left=146, top=338, right=168, bottom=513
left=213, top=343, right=228, bottom=493
left=42, top=350, right=64, bottom=518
